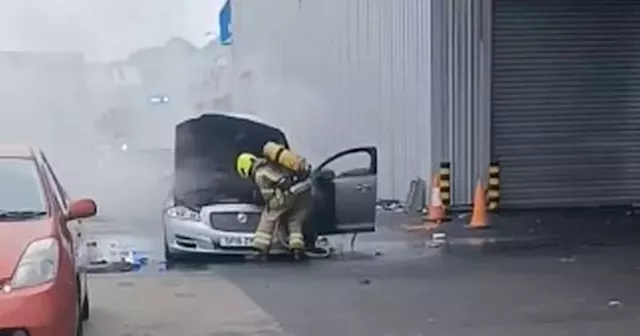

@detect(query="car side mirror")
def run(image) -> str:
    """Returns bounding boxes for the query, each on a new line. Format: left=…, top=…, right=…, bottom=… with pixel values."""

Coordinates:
left=67, top=198, right=97, bottom=221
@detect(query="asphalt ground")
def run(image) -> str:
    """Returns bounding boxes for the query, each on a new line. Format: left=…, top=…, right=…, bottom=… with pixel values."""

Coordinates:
left=81, top=210, right=640, bottom=336
left=85, top=273, right=287, bottom=336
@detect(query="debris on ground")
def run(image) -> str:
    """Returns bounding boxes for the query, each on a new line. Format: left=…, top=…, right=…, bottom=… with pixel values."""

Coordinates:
left=359, top=279, right=371, bottom=285
left=86, top=238, right=151, bottom=273
left=429, top=233, right=447, bottom=248
left=607, top=299, right=623, bottom=308
left=377, top=199, right=403, bottom=212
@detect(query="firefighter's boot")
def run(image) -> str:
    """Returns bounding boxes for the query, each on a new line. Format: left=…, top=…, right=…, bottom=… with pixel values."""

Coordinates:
left=253, top=210, right=277, bottom=255
left=252, top=231, right=272, bottom=254
left=288, top=232, right=305, bottom=251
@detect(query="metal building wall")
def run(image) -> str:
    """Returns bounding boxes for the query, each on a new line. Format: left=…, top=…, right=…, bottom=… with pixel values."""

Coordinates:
left=232, top=0, right=433, bottom=200
left=431, top=0, right=492, bottom=206
left=492, top=0, right=640, bottom=208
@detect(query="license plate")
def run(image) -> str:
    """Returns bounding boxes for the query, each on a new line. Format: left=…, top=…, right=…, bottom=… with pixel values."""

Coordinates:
left=219, top=236, right=253, bottom=247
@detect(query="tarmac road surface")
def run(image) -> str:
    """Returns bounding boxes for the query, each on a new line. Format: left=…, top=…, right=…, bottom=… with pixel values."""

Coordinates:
left=81, top=211, right=640, bottom=336
left=85, top=273, right=287, bottom=336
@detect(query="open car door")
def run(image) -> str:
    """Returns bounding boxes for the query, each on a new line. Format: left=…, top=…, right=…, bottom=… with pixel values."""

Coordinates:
left=310, top=147, right=377, bottom=236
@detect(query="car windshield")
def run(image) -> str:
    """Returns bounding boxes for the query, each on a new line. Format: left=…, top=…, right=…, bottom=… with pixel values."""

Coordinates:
left=0, top=158, right=47, bottom=217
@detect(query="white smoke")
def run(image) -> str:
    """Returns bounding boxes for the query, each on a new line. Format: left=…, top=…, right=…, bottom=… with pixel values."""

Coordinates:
left=0, top=0, right=224, bottom=226
left=0, top=0, right=223, bottom=61
left=235, top=53, right=333, bottom=165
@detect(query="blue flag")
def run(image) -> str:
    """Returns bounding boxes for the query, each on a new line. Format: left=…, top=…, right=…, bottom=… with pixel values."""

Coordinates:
left=219, top=0, right=232, bottom=45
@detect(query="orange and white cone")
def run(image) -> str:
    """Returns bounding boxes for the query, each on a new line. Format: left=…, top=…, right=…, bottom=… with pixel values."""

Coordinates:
left=467, top=179, right=490, bottom=229
left=425, top=175, right=446, bottom=224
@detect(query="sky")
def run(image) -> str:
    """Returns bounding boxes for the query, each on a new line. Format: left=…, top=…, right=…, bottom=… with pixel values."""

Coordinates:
left=0, top=0, right=226, bottom=61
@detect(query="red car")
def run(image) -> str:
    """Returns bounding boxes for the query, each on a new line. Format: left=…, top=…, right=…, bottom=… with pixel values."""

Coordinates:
left=0, top=145, right=97, bottom=336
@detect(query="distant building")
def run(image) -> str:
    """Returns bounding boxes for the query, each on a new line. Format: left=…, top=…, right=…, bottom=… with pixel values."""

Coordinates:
left=85, top=37, right=237, bottom=150
left=127, top=37, right=195, bottom=115
left=84, top=59, right=145, bottom=148
left=190, top=39, right=233, bottom=113
left=90, top=38, right=204, bottom=149
left=0, top=51, right=87, bottom=147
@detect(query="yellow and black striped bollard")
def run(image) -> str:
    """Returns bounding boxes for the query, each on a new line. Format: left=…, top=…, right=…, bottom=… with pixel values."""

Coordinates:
left=487, top=162, right=500, bottom=211
left=438, top=162, right=451, bottom=210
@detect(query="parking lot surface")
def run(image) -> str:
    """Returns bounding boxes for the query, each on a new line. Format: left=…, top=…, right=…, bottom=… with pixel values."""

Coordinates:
left=85, top=273, right=286, bottom=336
left=83, top=210, right=640, bottom=336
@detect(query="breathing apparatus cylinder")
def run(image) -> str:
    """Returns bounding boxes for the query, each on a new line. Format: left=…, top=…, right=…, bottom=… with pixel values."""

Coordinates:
left=263, top=142, right=309, bottom=175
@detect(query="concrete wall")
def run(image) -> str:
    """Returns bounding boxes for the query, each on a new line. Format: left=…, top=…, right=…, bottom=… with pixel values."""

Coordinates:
left=232, top=0, right=433, bottom=200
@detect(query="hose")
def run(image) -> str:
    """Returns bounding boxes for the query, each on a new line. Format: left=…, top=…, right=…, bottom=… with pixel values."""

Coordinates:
left=304, top=246, right=332, bottom=259
left=274, top=221, right=333, bottom=259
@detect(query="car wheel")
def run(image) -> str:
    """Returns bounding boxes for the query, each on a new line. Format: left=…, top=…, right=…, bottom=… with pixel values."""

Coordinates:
left=304, top=232, right=317, bottom=250
left=163, top=226, right=175, bottom=261
left=80, top=292, right=90, bottom=321
left=76, top=295, right=85, bottom=336
left=164, top=240, right=178, bottom=264
left=76, top=317, right=84, bottom=336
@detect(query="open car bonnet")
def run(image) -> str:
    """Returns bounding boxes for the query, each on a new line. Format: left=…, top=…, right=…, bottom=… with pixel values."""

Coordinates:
left=173, top=113, right=290, bottom=209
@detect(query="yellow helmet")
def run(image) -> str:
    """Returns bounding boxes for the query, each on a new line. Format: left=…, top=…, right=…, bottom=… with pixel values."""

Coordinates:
left=236, top=153, right=257, bottom=179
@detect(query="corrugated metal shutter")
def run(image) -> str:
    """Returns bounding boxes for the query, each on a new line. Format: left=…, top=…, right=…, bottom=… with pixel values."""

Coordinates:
left=492, top=0, right=640, bottom=208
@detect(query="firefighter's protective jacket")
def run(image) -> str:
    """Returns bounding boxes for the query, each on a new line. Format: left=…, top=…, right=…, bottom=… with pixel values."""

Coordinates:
left=252, top=159, right=311, bottom=211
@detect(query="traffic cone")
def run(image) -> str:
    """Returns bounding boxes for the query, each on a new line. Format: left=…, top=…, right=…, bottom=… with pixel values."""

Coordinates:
left=425, top=174, right=446, bottom=224
left=402, top=174, right=448, bottom=232
left=467, top=179, right=490, bottom=229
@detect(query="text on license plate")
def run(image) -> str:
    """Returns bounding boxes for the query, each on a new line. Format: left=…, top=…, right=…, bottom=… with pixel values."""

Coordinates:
left=219, top=236, right=253, bottom=247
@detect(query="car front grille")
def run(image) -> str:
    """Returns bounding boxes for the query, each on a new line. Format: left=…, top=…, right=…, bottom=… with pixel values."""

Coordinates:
left=209, top=212, right=261, bottom=233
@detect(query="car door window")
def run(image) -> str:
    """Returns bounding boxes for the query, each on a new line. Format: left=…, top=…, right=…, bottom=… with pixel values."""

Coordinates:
left=312, top=147, right=377, bottom=236
left=319, top=150, right=373, bottom=177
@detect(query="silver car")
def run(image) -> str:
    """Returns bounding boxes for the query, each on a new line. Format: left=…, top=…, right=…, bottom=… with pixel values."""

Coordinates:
left=162, top=112, right=378, bottom=260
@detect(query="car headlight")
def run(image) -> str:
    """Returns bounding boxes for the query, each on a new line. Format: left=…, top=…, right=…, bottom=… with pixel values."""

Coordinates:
left=10, top=238, right=59, bottom=289
left=166, top=206, right=201, bottom=221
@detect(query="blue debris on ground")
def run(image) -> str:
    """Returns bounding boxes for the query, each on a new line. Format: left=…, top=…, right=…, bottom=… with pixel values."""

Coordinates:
left=85, top=236, right=167, bottom=273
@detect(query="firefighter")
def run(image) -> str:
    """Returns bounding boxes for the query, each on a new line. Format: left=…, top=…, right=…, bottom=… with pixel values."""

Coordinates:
left=235, top=151, right=312, bottom=258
